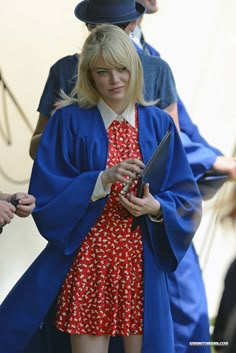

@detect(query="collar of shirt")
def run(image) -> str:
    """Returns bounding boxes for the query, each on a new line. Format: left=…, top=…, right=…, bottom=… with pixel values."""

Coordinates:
left=131, top=25, right=142, bottom=49
left=97, top=99, right=135, bottom=129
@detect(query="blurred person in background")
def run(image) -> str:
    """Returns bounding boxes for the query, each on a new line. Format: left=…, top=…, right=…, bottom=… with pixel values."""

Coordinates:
left=133, top=1, right=236, bottom=353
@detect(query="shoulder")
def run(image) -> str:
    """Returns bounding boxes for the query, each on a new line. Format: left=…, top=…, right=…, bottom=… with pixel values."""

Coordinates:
left=56, top=104, right=91, bottom=118
left=146, top=43, right=160, bottom=57
left=138, top=104, right=172, bottom=128
left=53, top=104, right=99, bottom=125
left=50, top=54, right=79, bottom=73
left=138, top=53, right=174, bottom=86
left=138, top=104, right=171, bottom=118
left=52, top=54, right=78, bottom=67
left=51, top=104, right=106, bottom=138
left=138, top=51, right=170, bottom=70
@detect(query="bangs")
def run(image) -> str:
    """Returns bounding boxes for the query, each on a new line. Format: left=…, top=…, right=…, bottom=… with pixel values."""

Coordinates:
left=101, top=45, right=131, bottom=71
left=85, top=25, right=136, bottom=72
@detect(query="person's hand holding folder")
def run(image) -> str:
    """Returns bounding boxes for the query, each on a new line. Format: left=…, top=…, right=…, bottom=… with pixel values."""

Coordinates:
left=119, top=129, right=171, bottom=231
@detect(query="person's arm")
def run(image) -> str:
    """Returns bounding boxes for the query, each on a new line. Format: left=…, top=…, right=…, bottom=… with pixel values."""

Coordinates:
left=121, top=112, right=202, bottom=272
left=164, top=102, right=180, bottom=133
left=28, top=107, right=108, bottom=254
left=212, top=156, right=236, bottom=180
left=30, top=56, right=78, bottom=160
left=29, top=114, right=49, bottom=160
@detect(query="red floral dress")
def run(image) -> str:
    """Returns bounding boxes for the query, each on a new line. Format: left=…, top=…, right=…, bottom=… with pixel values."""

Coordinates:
left=55, top=116, right=144, bottom=336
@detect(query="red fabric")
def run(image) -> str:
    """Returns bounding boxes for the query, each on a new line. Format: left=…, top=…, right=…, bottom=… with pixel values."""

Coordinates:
left=56, top=117, right=144, bottom=336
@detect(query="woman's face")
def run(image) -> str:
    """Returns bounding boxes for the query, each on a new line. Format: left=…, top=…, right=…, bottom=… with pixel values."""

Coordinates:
left=90, top=53, right=131, bottom=113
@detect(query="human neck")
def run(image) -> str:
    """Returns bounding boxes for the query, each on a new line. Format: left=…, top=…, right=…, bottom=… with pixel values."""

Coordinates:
left=136, top=16, right=143, bottom=27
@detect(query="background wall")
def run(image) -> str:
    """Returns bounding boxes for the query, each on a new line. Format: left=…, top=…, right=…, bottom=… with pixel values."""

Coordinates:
left=0, top=0, right=235, bottom=320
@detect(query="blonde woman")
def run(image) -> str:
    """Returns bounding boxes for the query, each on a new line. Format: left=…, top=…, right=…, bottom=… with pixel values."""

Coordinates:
left=0, top=25, right=202, bottom=353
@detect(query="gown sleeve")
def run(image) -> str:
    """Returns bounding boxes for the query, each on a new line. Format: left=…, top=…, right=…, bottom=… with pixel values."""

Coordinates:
left=29, top=107, right=107, bottom=255
left=139, top=113, right=202, bottom=272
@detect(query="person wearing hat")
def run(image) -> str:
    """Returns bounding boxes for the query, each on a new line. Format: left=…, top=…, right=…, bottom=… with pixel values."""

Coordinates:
left=133, top=1, right=236, bottom=185
left=132, top=2, right=236, bottom=353
left=29, top=0, right=180, bottom=160
left=0, top=24, right=202, bottom=353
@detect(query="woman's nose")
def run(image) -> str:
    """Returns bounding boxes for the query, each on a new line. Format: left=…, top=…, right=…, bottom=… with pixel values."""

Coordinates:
left=109, top=70, right=119, bottom=83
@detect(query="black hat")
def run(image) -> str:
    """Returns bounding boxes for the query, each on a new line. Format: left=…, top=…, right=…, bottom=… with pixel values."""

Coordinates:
left=74, top=0, right=146, bottom=25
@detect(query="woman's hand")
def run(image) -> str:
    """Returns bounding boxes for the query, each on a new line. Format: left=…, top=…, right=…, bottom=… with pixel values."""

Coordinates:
left=101, top=158, right=145, bottom=189
left=119, top=183, right=161, bottom=217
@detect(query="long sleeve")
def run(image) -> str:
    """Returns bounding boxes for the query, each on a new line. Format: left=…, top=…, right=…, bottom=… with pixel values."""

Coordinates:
left=138, top=106, right=202, bottom=272
left=29, top=105, right=108, bottom=255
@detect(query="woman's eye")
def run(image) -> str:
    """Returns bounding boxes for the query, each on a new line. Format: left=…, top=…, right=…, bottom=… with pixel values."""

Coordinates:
left=97, top=70, right=108, bottom=76
left=118, top=67, right=127, bottom=72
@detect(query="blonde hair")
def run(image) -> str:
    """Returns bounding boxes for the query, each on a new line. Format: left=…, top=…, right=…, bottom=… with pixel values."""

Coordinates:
left=58, top=24, right=158, bottom=108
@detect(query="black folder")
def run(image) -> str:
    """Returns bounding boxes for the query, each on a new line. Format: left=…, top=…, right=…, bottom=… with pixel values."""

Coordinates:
left=131, top=129, right=171, bottom=231
left=197, top=169, right=229, bottom=200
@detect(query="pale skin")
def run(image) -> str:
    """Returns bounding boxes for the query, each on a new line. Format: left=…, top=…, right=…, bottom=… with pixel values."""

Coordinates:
left=0, top=192, right=36, bottom=226
left=29, top=20, right=179, bottom=160
left=68, top=53, right=161, bottom=353
left=92, top=53, right=162, bottom=218
left=70, top=334, right=143, bottom=353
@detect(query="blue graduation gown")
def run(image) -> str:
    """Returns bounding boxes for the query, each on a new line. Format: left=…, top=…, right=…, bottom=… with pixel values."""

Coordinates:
left=135, top=42, right=222, bottom=177
left=0, top=104, right=202, bottom=353
left=141, top=41, right=219, bottom=353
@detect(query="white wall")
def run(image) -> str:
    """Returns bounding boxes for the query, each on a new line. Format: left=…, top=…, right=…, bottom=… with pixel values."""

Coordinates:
left=0, top=0, right=235, bottom=319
